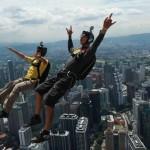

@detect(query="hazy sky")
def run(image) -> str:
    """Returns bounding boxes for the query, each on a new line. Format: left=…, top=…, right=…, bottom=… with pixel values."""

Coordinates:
left=0, top=0, right=150, bottom=43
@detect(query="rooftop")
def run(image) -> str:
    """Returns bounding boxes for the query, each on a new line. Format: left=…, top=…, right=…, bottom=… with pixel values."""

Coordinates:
left=129, top=134, right=146, bottom=148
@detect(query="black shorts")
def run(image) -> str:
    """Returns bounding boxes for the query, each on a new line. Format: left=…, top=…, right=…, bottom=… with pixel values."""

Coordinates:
left=35, top=72, right=76, bottom=108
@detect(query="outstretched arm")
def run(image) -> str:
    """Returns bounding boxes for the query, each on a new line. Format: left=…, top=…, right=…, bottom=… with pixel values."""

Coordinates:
left=7, top=48, right=27, bottom=59
left=66, top=26, right=74, bottom=54
left=90, top=13, right=116, bottom=54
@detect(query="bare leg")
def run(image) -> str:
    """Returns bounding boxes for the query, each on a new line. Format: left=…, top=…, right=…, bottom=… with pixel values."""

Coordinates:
left=43, top=106, right=54, bottom=130
left=35, top=93, right=43, bottom=115
left=31, top=106, right=54, bottom=143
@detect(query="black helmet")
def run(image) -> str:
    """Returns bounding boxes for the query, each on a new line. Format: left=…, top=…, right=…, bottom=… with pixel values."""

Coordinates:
left=81, top=26, right=94, bottom=44
left=37, top=42, right=47, bottom=56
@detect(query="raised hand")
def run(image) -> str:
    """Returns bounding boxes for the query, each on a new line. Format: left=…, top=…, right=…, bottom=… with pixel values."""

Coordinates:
left=103, top=13, right=116, bottom=31
left=90, top=26, right=94, bottom=32
left=66, top=25, right=73, bottom=36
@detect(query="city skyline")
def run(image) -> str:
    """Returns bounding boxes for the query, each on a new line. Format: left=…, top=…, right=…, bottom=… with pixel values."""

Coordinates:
left=0, top=49, right=150, bottom=149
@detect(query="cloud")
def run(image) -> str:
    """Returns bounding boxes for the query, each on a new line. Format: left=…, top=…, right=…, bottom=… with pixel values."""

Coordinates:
left=2, top=7, right=26, bottom=19
left=0, top=16, right=19, bottom=32
left=19, top=18, right=48, bottom=25
left=73, top=7, right=103, bottom=22
left=0, top=0, right=150, bottom=42
left=1, top=7, right=49, bottom=26
left=127, top=8, right=143, bottom=15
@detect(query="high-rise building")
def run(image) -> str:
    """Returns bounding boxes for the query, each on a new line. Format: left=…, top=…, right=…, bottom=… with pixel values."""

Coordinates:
left=80, top=75, right=93, bottom=90
left=88, top=88, right=110, bottom=122
left=142, top=80, right=150, bottom=99
left=7, top=60, right=15, bottom=81
left=108, top=71, right=125, bottom=109
left=99, top=88, right=110, bottom=111
left=123, top=67, right=134, bottom=83
left=88, top=90, right=101, bottom=124
left=49, top=129, right=71, bottom=150
left=70, top=101, right=81, bottom=116
left=80, top=93, right=93, bottom=128
left=19, top=127, right=32, bottom=149
left=66, top=91, right=81, bottom=104
left=53, top=101, right=64, bottom=127
left=105, top=114, right=128, bottom=150
left=76, top=117, right=89, bottom=150
left=59, top=113, right=78, bottom=150
left=90, top=70, right=103, bottom=88
left=104, top=63, right=115, bottom=87
left=119, top=129, right=128, bottom=150
left=128, top=133, right=147, bottom=150
left=127, top=83, right=136, bottom=104
left=104, top=63, right=126, bottom=109
left=113, top=131, right=119, bottom=150
left=15, top=63, right=24, bottom=79
left=8, top=105, right=24, bottom=137
left=105, top=128, right=114, bottom=150
left=28, top=141, right=49, bottom=150
left=0, top=68, right=7, bottom=87
left=105, top=128, right=128, bottom=150
left=113, top=71, right=125, bottom=107
left=17, top=100, right=30, bottom=124
left=132, top=98, right=150, bottom=149
left=25, top=93, right=36, bottom=117
left=123, top=65, right=145, bottom=87
left=107, top=115, right=114, bottom=129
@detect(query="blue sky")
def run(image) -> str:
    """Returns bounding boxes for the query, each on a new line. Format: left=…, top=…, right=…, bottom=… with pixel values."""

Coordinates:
left=0, top=0, right=150, bottom=43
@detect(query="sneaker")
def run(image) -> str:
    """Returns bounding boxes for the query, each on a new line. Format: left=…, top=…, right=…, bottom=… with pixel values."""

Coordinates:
left=24, top=114, right=41, bottom=127
left=31, top=130, right=50, bottom=143
left=0, top=110, right=9, bottom=118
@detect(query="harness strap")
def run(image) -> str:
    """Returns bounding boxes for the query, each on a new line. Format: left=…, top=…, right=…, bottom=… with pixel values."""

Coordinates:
left=31, top=59, right=41, bottom=80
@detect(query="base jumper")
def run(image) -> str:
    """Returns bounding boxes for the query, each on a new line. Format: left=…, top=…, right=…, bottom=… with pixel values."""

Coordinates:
left=0, top=43, right=50, bottom=118
left=28, top=14, right=116, bottom=143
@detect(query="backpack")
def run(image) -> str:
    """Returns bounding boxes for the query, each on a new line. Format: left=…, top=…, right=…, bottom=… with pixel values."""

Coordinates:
left=37, top=62, right=50, bottom=84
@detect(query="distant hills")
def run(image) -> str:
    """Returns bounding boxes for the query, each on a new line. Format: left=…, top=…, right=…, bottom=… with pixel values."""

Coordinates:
left=0, top=33, right=150, bottom=57
left=104, top=33, right=150, bottom=46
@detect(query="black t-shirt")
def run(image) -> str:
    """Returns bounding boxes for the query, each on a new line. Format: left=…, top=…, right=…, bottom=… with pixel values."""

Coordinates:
left=65, top=31, right=105, bottom=79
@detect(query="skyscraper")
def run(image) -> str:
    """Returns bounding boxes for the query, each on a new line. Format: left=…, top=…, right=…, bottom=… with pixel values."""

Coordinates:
left=17, top=101, right=30, bottom=124
left=119, top=129, right=128, bottom=150
left=142, top=80, right=150, bottom=99
left=7, top=60, right=15, bottom=81
left=104, top=63, right=115, bottom=87
left=104, top=63, right=126, bottom=109
left=105, top=114, right=128, bottom=150
left=28, top=141, right=49, bottom=150
left=128, top=133, right=147, bottom=150
left=88, top=90, right=101, bottom=124
left=0, top=68, right=7, bottom=87
left=113, top=71, right=125, bottom=107
left=49, top=129, right=71, bottom=150
left=99, top=88, right=110, bottom=111
left=132, top=98, right=150, bottom=149
left=105, top=128, right=128, bottom=150
left=19, top=127, right=32, bottom=149
left=105, top=128, right=114, bottom=150
left=59, top=113, right=78, bottom=150
left=8, top=105, right=24, bottom=137
left=80, top=93, right=93, bottom=128
left=76, top=117, right=89, bottom=150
